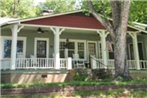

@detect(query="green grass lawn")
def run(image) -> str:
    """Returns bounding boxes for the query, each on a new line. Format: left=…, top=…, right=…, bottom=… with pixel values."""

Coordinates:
left=2, top=89, right=147, bottom=98
left=1, top=79, right=147, bottom=89
left=2, top=79, right=147, bottom=98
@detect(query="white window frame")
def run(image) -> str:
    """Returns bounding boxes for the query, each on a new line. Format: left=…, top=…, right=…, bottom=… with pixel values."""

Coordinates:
left=60, top=39, right=86, bottom=60
left=34, top=38, right=49, bottom=58
left=87, top=41, right=98, bottom=59
left=1, top=36, right=26, bottom=59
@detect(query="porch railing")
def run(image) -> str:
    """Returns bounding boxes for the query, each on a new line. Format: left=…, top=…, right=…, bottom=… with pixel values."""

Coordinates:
left=60, top=58, right=67, bottom=69
left=140, top=60, right=147, bottom=69
left=72, top=59, right=86, bottom=68
left=107, top=59, right=137, bottom=69
left=16, top=58, right=55, bottom=69
left=91, top=56, right=147, bottom=70
left=0, top=59, right=11, bottom=70
left=1, top=58, right=147, bottom=70
left=16, top=58, right=71, bottom=69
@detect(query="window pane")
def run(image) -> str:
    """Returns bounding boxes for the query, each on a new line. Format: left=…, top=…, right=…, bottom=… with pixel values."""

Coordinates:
left=78, top=42, right=84, bottom=59
left=17, top=41, right=23, bottom=52
left=4, top=40, right=12, bottom=58
left=37, top=40, right=46, bottom=58
left=68, top=42, right=74, bottom=49
left=78, top=42, right=84, bottom=50
left=68, top=50, right=74, bottom=58
left=88, top=43, right=96, bottom=56
left=78, top=51, right=84, bottom=59
left=60, top=42, right=66, bottom=49
left=60, top=50, right=64, bottom=58
left=3, top=39, right=24, bottom=58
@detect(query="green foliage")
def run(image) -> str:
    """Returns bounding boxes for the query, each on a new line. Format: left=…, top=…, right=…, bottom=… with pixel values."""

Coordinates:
left=81, top=0, right=147, bottom=23
left=129, top=1, right=147, bottom=23
left=0, top=0, right=37, bottom=18
left=36, top=0, right=76, bottom=15
left=92, top=69, right=113, bottom=80
left=1, top=0, right=146, bottom=24
left=81, top=0, right=111, bottom=18
left=73, top=69, right=89, bottom=81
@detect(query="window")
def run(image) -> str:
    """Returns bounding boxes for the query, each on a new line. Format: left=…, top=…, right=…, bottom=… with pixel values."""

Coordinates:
left=60, top=42, right=66, bottom=58
left=37, top=40, right=47, bottom=58
left=108, top=44, right=114, bottom=59
left=68, top=42, right=75, bottom=58
left=4, top=40, right=11, bottom=58
left=78, top=42, right=84, bottom=59
left=60, top=40, right=85, bottom=59
left=3, top=38, right=25, bottom=58
left=35, top=38, right=49, bottom=58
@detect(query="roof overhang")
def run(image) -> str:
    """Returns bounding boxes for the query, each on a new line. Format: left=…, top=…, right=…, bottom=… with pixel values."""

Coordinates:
left=0, top=17, right=20, bottom=27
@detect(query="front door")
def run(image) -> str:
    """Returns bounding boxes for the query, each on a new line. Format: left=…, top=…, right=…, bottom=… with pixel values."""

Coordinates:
left=35, top=38, right=48, bottom=58
left=88, top=42, right=97, bottom=59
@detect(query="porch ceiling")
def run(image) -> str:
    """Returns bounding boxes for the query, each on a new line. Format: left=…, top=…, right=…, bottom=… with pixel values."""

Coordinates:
left=22, top=26, right=97, bottom=34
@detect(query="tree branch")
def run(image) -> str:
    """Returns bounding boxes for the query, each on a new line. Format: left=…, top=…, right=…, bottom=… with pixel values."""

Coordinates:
left=87, top=0, right=115, bottom=40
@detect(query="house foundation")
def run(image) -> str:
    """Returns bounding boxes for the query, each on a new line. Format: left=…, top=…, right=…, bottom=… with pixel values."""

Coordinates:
left=1, top=70, right=68, bottom=84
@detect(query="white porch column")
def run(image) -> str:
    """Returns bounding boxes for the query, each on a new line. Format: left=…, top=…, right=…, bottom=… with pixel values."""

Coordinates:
left=11, top=25, right=18, bottom=70
left=97, top=31, right=109, bottom=68
left=11, top=24, right=23, bottom=70
left=67, top=57, right=72, bottom=70
left=0, top=27, right=2, bottom=69
left=0, top=27, right=2, bottom=61
left=64, top=48, right=68, bottom=58
left=50, top=27, right=64, bottom=69
left=128, top=32, right=140, bottom=70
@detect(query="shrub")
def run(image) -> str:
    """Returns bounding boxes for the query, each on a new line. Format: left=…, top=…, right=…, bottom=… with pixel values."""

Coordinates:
left=92, top=69, right=113, bottom=80
left=73, top=69, right=90, bottom=81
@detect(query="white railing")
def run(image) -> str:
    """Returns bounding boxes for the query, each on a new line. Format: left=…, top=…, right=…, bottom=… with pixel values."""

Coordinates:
left=90, top=56, right=106, bottom=69
left=92, top=58, right=147, bottom=70
left=107, top=59, right=114, bottom=69
left=16, top=58, right=55, bottom=69
left=1, top=57, right=147, bottom=70
left=140, top=60, right=147, bottom=69
left=72, top=59, right=86, bottom=68
left=60, top=58, right=67, bottom=69
left=127, top=60, right=137, bottom=69
left=0, top=59, right=11, bottom=70
left=108, top=60, right=137, bottom=69
left=108, top=59, right=138, bottom=69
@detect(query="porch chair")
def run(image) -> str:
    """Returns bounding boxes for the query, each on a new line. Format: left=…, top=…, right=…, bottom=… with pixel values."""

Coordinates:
left=72, top=54, right=85, bottom=68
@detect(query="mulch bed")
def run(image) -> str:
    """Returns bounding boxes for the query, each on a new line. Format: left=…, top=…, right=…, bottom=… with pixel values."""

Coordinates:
left=1, top=85, right=147, bottom=95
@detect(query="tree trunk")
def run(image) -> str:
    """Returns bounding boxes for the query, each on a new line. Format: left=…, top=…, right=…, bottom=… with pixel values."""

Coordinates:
left=13, top=0, right=16, bottom=16
left=111, top=0, right=131, bottom=79
left=87, top=0, right=131, bottom=80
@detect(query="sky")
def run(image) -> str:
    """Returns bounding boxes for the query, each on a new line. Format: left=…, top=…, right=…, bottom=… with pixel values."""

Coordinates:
left=34, top=0, right=82, bottom=8
left=34, top=0, right=46, bottom=5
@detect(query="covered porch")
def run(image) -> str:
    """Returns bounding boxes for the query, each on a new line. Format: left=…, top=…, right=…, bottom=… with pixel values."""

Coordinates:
left=1, top=11, right=147, bottom=70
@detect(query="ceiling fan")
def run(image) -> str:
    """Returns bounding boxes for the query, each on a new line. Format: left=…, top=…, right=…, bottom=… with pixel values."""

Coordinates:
left=37, top=27, right=48, bottom=33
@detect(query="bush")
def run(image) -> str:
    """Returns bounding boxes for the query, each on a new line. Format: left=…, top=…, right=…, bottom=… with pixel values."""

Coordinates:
left=92, top=69, right=113, bottom=80
left=73, top=69, right=90, bottom=81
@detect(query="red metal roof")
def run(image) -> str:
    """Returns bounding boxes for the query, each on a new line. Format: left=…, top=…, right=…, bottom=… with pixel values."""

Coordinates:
left=22, top=12, right=105, bottom=30
left=22, top=12, right=136, bottom=31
